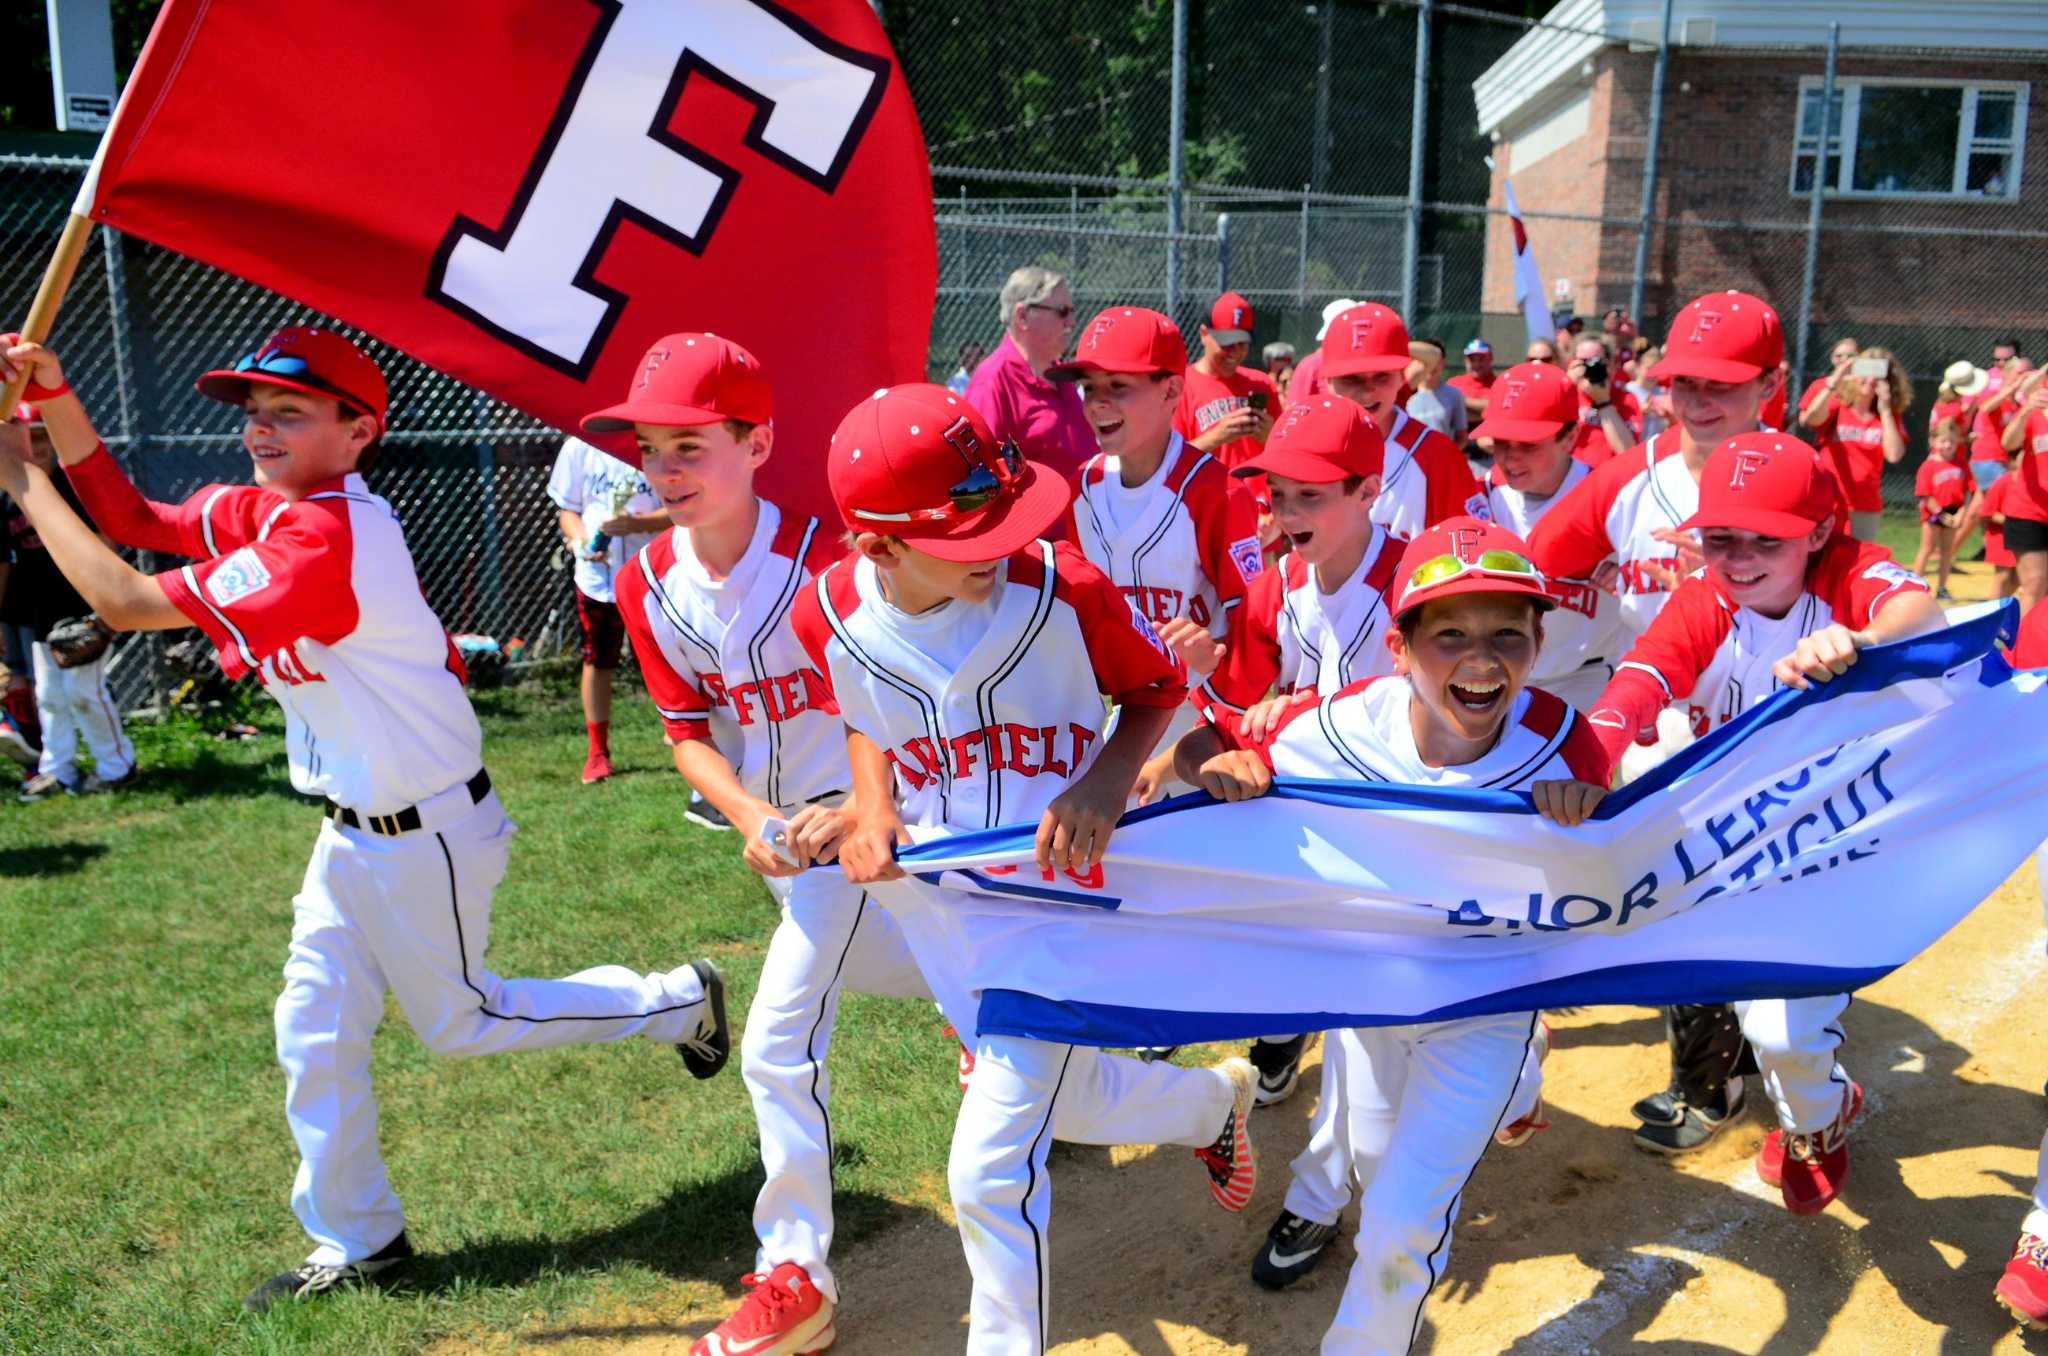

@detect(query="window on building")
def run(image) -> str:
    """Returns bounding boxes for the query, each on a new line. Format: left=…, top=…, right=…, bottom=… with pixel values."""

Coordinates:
left=1790, top=80, right=2027, bottom=201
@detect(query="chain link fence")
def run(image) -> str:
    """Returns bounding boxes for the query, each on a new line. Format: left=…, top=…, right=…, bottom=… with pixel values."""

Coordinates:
left=6, top=0, right=2043, bottom=711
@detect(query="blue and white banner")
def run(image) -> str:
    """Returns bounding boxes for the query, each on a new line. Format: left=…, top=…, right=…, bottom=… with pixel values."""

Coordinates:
left=864, top=602, right=2048, bottom=1048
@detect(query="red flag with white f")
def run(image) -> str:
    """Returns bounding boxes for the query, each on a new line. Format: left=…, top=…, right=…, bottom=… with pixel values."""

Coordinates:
left=77, top=0, right=936, bottom=519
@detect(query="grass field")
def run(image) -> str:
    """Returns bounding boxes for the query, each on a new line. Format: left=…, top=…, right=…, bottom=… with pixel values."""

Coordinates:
left=0, top=674, right=966, bottom=1355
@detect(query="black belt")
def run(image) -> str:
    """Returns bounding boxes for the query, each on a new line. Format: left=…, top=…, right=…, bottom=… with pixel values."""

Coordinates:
left=327, top=768, right=492, bottom=837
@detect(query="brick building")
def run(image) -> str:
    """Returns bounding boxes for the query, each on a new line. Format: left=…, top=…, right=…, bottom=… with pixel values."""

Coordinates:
left=1471, top=0, right=2048, bottom=376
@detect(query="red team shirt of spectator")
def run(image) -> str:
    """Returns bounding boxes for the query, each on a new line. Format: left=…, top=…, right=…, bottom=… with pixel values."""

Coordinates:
left=1809, top=400, right=1890, bottom=513
left=1064, top=433, right=1265, bottom=634
left=64, top=445, right=482, bottom=813
left=1174, top=364, right=1284, bottom=472
left=1446, top=370, right=1495, bottom=412
left=616, top=501, right=847, bottom=810
left=2006, top=410, right=2048, bottom=524
left=1973, top=401, right=2020, bottom=468
left=1914, top=453, right=1969, bottom=520
left=1982, top=473, right=2016, bottom=567
left=1573, top=386, right=1642, bottom=465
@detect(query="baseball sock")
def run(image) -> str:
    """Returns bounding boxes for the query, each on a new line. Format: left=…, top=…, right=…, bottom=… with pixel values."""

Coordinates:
left=587, top=720, right=609, bottom=756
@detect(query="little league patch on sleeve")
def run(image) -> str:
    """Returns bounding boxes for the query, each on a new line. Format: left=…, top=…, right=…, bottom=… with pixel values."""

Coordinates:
left=206, top=547, right=274, bottom=607
left=1863, top=559, right=1923, bottom=589
left=1228, top=535, right=1264, bottom=584
left=1127, top=602, right=1167, bottom=654
left=1464, top=492, right=1495, bottom=522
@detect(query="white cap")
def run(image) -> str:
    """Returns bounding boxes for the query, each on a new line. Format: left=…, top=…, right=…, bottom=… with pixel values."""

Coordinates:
left=1315, top=297, right=1362, bottom=342
left=1943, top=360, right=1989, bottom=397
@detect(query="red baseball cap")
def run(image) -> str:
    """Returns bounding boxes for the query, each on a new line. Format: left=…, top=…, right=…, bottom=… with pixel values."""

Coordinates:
left=1470, top=362, right=1579, bottom=443
left=827, top=383, right=1071, bottom=562
left=1206, top=291, right=1255, bottom=346
left=1235, top=397, right=1385, bottom=484
left=196, top=325, right=388, bottom=432
left=582, top=333, right=773, bottom=434
left=1320, top=303, right=1412, bottom=378
left=1389, top=516, right=1555, bottom=623
left=1651, top=291, right=1784, bottom=384
left=1047, top=307, right=1187, bottom=380
left=1682, top=431, right=1842, bottom=538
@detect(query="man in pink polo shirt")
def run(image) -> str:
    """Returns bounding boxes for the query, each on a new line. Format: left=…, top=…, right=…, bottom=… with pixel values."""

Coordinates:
left=964, top=266, right=1095, bottom=478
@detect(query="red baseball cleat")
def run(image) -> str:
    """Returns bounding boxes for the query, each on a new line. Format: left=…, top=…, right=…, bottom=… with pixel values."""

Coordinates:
left=1757, top=1080, right=1862, bottom=1191
left=1997, top=1232, right=2048, bottom=1329
left=957, top=1041, right=975, bottom=1093
left=1495, top=1019, right=1552, bottom=1148
left=581, top=749, right=612, bottom=785
left=1192, top=1058, right=1259, bottom=1212
left=690, top=1262, right=835, bottom=1356
left=1776, top=1080, right=1862, bottom=1215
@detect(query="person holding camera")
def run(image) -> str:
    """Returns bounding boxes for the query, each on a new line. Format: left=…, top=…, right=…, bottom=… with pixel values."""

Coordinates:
left=1175, top=290, right=1279, bottom=471
left=1568, top=337, right=1639, bottom=464
left=1800, top=345, right=1910, bottom=541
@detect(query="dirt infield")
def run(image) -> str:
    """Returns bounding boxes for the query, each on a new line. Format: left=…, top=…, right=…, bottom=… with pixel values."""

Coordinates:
left=457, top=566, right=2048, bottom=1355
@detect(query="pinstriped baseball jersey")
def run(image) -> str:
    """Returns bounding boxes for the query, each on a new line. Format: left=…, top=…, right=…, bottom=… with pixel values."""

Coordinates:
left=1370, top=407, right=1490, bottom=540
left=1483, top=458, right=1623, bottom=689
left=791, top=539, right=1186, bottom=831
left=1526, top=428, right=1700, bottom=639
left=615, top=501, right=847, bottom=811
left=1065, top=432, right=1263, bottom=637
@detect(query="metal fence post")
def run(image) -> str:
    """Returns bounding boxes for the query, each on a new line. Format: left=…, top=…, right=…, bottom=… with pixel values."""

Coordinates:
left=1166, top=0, right=1188, bottom=317
left=1401, top=0, right=1433, bottom=323
left=1628, top=0, right=1675, bottom=327
left=1794, top=23, right=1841, bottom=390
left=1312, top=0, right=1334, bottom=193
left=1297, top=185, right=1311, bottom=308
left=1216, top=213, right=1231, bottom=294
left=99, top=223, right=169, bottom=719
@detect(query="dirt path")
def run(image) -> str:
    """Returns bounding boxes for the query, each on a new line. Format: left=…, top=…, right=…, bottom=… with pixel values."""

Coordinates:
left=454, top=562, right=2048, bottom=1355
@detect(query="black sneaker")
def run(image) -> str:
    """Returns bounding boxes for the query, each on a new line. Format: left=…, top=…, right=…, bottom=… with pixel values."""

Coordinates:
left=685, top=793, right=734, bottom=832
left=1633, top=1078, right=1746, bottom=1155
left=244, top=1230, right=414, bottom=1312
left=1248, top=1033, right=1311, bottom=1108
left=1252, top=1210, right=1338, bottom=1290
left=677, top=959, right=730, bottom=1079
left=1136, top=1045, right=1181, bottom=1063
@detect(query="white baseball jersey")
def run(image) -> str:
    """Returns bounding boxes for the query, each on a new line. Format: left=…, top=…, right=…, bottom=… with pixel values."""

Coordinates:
left=792, top=539, right=1186, bottom=831
left=1527, top=428, right=1700, bottom=639
left=1484, top=459, right=1623, bottom=691
left=616, top=501, right=846, bottom=811
left=1065, top=432, right=1264, bottom=637
left=127, top=470, right=484, bottom=814
left=1200, top=525, right=1404, bottom=715
left=1369, top=408, right=1490, bottom=541
left=547, top=437, right=658, bottom=604
left=1594, top=537, right=1927, bottom=749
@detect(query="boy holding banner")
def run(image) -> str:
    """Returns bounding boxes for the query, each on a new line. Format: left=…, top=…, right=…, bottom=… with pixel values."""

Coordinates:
left=1173, top=516, right=1609, bottom=1354
left=792, top=384, right=1259, bottom=1355
left=1586, top=430, right=1942, bottom=1215
left=594, top=335, right=932, bottom=1356
left=0, top=329, right=732, bottom=1311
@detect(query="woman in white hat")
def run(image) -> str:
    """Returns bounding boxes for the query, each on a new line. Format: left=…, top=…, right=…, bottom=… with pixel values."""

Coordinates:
left=1932, top=359, right=1990, bottom=444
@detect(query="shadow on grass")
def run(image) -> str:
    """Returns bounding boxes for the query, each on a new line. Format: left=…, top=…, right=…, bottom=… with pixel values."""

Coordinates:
left=0, top=839, right=110, bottom=877
left=140, top=745, right=303, bottom=805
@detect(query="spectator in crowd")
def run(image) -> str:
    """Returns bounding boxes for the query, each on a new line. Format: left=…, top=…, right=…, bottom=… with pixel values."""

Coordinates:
left=1932, top=360, right=1989, bottom=445
left=1912, top=417, right=1973, bottom=601
left=0, top=509, right=36, bottom=774
left=1979, top=467, right=2020, bottom=598
left=1796, top=337, right=1861, bottom=420
left=1262, top=341, right=1297, bottom=401
left=1973, top=351, right=2034, bottom=491
left=1602, top=306, right=1637, bottom=346
left=963, top=265, right=1092, bottom=477
left=1996, top=366, right=2048, bottom=616
left=945, top=340, right=983, bottom=396
left=1526, top=339, right=1559, bottom=366
left=1568, top=336, right=1639, bottom=463
left=4, top=404, right=134, bottom=799
left=1759, top=359, right=1792, bottom=430
left=1404, top=338, right=1468, bottom=446
left=1448, top=338, right=1497, bottom=420
left=1990, top=335, right=2023, bottom=381
left=1800, top=344, right=1910, bottom=541
left=1174, top=290, right=1279, bottom=470
left=547, top=436, right=666, bottom=787
left=1627, top=344, right=1672, bottom=442
left=1285, top=297, right=1358, bottom=403
left=1553, top=310, right=1585, bottom=350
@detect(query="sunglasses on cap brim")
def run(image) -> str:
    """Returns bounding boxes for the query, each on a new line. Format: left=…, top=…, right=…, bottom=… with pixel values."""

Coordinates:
left=233, top=349, right=377, bottom=422
left=855, top=438, right=1028, bottom=525
left=1406, top=548, right=1542, bottom=594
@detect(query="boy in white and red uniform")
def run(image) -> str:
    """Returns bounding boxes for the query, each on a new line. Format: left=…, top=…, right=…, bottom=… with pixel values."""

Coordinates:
left=1529, top=290, right=1792, bottom=1154
left=0, top=327, right=730, bottom=1311
left=793, top=385, right=1258, bottom=1355
left=1055, top=307, right=1264, bottom=799
left=1586, top=431, right=1941, bottom=1214
left=1471, top=362, right=1623, bottom=710
left=595, top=336, right=930, bottom=1356
left=1175, top=517, right=1609, bottom=1352
left=1174, top=290, right=1281, bottom=471
left=1315, top=302, right=1486, bottom=539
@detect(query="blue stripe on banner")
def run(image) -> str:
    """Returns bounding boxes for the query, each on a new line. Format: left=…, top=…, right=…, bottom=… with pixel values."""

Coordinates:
left=895, top=600, right=2024, bottom=867
left=977, top=959, right=1899, bottom=1046
left=912, top=869, right=1123, bottom=909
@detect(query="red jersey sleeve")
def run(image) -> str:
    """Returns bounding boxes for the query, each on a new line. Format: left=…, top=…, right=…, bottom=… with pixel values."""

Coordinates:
left=155, top=501, right=360, bottom=679
left=614, top=562, right=713, bottom=742
left=1199, top=557, right=1286, bottom=715
left=1052, top=542, right=1188, bottom=709
left=1587, top=579, right=1732, bottom=775
left=1528, top=449, right=1633, bottom=580
left=788, top=567, right=845, bottom=700
left=62, top=444, right=237, bottom=558
left=1417, top=429, right=1484, bottom=526
left=1810, top=539, right=1928, bottom=628
left=1202, top=687, right=1319, bottom=773
left=1186, top=462, right=1265, bottom=612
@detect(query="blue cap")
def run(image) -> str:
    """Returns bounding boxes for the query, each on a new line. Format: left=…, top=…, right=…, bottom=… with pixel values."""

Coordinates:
left=1463, top=338, right=1492, bottom=355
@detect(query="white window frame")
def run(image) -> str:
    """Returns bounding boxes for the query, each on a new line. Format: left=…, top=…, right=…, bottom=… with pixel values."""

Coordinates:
left=1787, top=76, right=2029, bottom=203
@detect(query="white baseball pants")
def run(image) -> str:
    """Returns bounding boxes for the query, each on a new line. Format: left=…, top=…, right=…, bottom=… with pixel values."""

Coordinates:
left=1319, top=1013, right=1543, bottom=1356
left=950, top=1036, right=1237, bottom=1355
left=744, top=870, right=930, bottom=1304
left=279, top=795, right=712, bottom=1266
left=1735, top=994, right=1851, bottom=1134
left=31, top=642, right=133, bottom=785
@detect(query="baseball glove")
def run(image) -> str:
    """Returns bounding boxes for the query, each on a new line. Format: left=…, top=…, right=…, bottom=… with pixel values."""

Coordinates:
left=44, top=614, right=113, bottom=669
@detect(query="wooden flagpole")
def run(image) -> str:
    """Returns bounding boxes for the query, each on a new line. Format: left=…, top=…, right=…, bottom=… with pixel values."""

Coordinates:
left=3, top=210, right=97, bottom=411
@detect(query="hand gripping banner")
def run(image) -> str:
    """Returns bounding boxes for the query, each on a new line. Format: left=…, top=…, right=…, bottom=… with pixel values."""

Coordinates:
left=865, top=602, right=2048, bottom=1047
